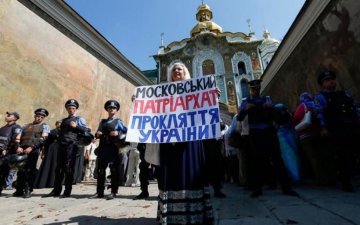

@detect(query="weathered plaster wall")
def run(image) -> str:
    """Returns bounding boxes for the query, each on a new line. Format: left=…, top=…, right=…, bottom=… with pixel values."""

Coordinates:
left=0, top=0, right=136, bottom=130
left=263, top=0, right=360, bottom=111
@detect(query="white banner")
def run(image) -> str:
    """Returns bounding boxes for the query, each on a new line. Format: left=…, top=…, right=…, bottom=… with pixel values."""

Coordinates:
left=126, top=76, right=221, bottom=143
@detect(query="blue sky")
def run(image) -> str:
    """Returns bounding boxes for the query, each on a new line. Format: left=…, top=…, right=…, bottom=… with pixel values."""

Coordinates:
left=65, top=0, right=305, bottom=71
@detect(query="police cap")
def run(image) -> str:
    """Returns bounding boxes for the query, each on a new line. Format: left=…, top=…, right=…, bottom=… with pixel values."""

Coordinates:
left=248, top=79, right=262, bottom=88
left=65, top=99, right=79, bottom=109
left=34, top=108, right=49, bottom=117
left=104, top=100, right=120, bottom=111
left=6, top=112, right=20, bottom=120
left=317, top=70, right=336, bottom=85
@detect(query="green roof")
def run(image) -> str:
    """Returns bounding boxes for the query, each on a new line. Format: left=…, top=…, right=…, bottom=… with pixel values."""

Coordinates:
left=142, top=69, right=158, bottom=84
left=142, top=69, right=158, bottom=78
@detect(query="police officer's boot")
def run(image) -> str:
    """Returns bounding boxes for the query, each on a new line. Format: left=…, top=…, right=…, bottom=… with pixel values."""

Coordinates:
left=106, top=192, right=116, bottom=200
left=23, top=184, right=31, bottom=198
left=13, top=186, right=24, bottom=197
left=89, top=192, right=104, bottom=199
left=42, top=189, right=61, bottom=198
left=61, top=188, right=71, bottom=198
left=133, top=191, right=149, bottom=200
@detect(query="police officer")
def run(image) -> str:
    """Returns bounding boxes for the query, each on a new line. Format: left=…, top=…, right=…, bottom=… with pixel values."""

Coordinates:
left=314, top=70, right=360, bottom=192
left=43, top=99, right=88, bottom=198
left=237, top=80, right=298, bottom=198
left=90, top=100, right=127, bottom=200
left=0, top=112, right=21, bottom=196
left=14, top=108, right=50, bottom=198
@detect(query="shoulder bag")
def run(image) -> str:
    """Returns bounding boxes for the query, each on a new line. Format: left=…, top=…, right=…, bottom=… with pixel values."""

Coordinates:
left=295, top=104, right=312, bottom=131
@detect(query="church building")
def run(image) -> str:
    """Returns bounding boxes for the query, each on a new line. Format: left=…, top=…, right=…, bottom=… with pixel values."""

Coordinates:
left=152, top=3, right=280, bottom=118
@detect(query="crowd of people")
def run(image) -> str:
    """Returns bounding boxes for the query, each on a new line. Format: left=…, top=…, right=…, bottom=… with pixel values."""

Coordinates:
left=0, top=64, right=359, bottom=225
left=227, top=69, right=360, bottom=198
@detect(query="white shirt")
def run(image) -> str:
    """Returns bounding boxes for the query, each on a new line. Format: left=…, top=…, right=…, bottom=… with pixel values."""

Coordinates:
left=86, top=143, right=97, bottom=160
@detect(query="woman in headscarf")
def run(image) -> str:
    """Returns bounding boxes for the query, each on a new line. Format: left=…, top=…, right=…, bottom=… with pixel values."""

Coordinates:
left=293, top=92, right=336, bottom=186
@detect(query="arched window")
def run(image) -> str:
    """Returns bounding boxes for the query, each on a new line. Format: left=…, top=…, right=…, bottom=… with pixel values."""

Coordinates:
left=202, top=60, right=215, bottom=76
left=237, top=61, right=246, bottom=75
left=241, top=79, right=250, bottom=98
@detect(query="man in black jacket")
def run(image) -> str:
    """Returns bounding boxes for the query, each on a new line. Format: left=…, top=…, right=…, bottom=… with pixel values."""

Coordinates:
left=43, top=99, right=88, bottom=198
left=90, top=100, right=127, bottom=200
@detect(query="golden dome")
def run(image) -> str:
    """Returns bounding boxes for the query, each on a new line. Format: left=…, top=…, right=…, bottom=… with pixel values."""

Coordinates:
left=191, top=21, right=222, bottom=37
left=191, top=3, right=222, bottom=37
left=196, top=4, right=212, bottom=21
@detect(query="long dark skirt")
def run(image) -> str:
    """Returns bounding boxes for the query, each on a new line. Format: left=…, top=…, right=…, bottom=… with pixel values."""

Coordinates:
left=157, top=141, right=214, bottom=225
left=34, top=142, right=59, bottom=188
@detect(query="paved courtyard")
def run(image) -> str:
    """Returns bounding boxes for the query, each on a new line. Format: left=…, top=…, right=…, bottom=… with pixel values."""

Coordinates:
left=1, top=179, right=360, bottom=225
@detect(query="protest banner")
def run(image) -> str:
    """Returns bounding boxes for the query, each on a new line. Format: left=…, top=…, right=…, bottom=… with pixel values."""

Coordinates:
left=126, top=75, right=221, bottom=143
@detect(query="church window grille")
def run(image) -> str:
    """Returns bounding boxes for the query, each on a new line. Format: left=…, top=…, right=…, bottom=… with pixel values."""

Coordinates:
left=202, top=60, right=215, bottom=76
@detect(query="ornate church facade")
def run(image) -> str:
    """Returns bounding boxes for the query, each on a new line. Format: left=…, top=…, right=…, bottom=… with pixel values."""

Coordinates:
left=152, top=3, right=280, bottom=118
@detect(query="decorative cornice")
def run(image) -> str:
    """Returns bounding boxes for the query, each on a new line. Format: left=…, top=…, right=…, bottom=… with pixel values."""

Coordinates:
left=28, top=0, right=151, bottom=86
left=261, top=0, right=331, bottom=90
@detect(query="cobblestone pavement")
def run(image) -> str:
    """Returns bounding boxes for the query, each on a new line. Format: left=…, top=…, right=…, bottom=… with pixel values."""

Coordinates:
left=1, top=179, right=359, bottom=225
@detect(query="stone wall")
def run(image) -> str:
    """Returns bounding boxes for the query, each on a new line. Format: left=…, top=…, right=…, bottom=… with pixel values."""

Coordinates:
left=263, top=0, right=360, bottom=111
left=0, top=0, right=137, bottom=130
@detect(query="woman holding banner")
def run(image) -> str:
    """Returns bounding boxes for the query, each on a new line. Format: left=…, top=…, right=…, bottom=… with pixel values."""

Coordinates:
left=157, top=62, right=214, bottom=225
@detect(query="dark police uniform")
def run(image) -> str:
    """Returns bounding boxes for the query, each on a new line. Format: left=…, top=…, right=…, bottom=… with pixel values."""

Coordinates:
left=91, top=100, right=127, bottom=199
left=315, top=71, right=360, bottom=191
left=0, top=113, right=21, bottom=195
left=14, top=108, right=50, bottom=198
left=237, top=80, right=296, bottom=197
left=45, top=99, right=88, bottom=197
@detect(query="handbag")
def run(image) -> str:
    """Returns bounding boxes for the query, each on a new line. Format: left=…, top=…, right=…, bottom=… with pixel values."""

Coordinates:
left=295, top=104, right=312, bottom=131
